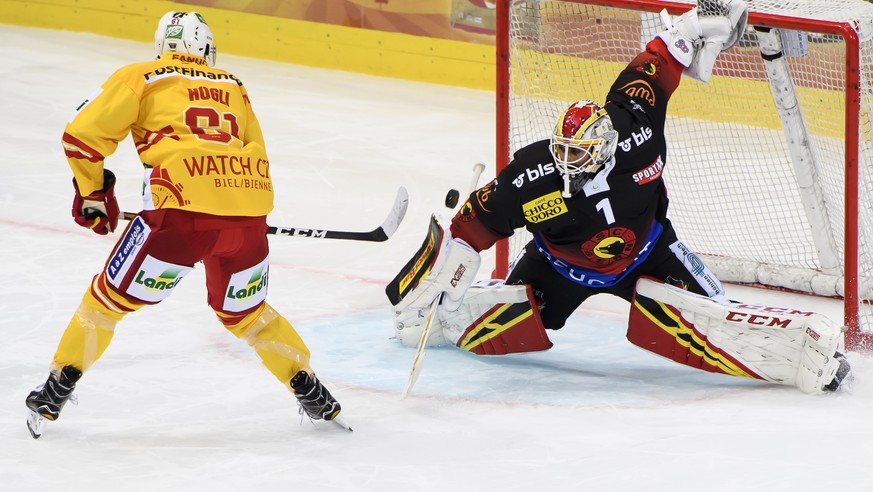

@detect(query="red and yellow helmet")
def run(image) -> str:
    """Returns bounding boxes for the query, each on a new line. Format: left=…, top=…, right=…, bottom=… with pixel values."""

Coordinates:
left=549, top=100, right=619, bottom=194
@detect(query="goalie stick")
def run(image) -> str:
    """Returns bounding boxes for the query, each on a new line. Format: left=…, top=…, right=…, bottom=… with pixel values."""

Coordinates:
left=120, top=186, right=409, bottom=242
left=400, top=293, right=441, bottom=400
left=467, top=162, right=486, bottom=196
left=399, top=164, right=488, bottom=399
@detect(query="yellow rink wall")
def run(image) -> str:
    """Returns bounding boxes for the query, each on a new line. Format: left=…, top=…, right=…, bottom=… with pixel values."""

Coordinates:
left=2, top=0, right=847, bottom=134
left=1, top=0, right=496, bottom=90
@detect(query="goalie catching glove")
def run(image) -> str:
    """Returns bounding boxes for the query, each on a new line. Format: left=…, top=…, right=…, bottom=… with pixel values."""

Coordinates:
left=72, top=168, right=120, bottom=235
left=657, top=0, right=749, bottom=82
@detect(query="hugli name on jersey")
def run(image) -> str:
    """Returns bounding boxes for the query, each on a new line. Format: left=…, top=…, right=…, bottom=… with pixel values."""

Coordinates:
left=188, top=86, right=231, bottom=107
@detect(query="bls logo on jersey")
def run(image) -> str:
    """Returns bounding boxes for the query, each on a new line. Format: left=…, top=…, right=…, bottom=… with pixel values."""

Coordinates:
left=618, top=127, right=652, bottom=152
left=223, top=257, right=270, bottom=312
left=126, top=255, right=192, bottom=303
left=513, top=162, right=555, bottom=188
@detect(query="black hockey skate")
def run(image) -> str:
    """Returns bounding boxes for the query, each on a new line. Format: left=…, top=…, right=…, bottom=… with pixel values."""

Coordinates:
left=290, top=370, right=350, bottom=431
left=26, top=365, right=82, bottom=439
left=823, top=352, right=852, bottom=392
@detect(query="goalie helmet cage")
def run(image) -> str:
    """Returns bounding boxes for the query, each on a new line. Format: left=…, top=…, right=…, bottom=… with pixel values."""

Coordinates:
left=494, top=0, right=873, bottom=350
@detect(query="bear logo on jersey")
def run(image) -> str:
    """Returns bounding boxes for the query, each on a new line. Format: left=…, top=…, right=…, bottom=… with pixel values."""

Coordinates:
left=458, top=201, right=476, bottom=222
left=636, top=58, right=661, bottom=79
left=582, top=227, right=637, bottom=266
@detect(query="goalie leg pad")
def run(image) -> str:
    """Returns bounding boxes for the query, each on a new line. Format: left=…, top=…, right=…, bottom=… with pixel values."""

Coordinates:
left=796, top=317, right=849, bottom=393
left=628, top=282, right=759, bottom=379
left=628, top=277, right=848, bottom=394
left=439, top=283, right=553, bottom=355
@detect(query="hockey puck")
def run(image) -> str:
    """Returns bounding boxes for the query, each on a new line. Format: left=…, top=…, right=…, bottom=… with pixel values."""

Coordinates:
left=445, top=189, right=460, bottom=208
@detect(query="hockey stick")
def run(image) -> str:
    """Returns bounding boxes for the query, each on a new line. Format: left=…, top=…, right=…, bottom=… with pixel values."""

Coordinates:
left=400, top=164, right=488, bottom=399
left=400, top=293, right=442, bottom=400
left=121, top=186, right=409, bottom=242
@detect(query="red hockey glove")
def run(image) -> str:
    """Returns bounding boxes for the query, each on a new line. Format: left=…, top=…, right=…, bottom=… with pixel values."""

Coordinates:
left=72, top=169, right=120, bottom=235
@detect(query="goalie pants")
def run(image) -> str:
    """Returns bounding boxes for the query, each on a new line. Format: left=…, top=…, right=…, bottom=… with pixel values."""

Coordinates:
left=507, top=220, right=724, bottom=330
left=50, top=209, right=313, bottom=389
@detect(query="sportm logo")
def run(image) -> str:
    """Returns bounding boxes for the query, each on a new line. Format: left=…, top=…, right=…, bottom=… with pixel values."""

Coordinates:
left=223, top=257, right=270, bottom=312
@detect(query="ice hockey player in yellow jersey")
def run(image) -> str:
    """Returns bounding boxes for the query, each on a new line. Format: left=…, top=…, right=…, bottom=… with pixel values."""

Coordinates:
left=26, top=11, right=349, bottom=438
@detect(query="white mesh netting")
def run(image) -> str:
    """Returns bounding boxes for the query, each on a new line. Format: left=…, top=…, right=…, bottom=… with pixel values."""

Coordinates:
left=504, top=0, right=873, bottom=345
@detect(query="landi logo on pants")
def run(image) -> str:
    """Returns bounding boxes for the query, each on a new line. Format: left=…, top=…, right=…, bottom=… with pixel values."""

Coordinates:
left=126, top=255, right=192, bottom=303
left=223, top=257, right=270, bottom=312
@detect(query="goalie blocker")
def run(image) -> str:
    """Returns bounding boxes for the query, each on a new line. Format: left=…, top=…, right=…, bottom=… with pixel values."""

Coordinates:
left=386, top=215, right=552, bottom=355
left=628, top=277, right=851, bottom=394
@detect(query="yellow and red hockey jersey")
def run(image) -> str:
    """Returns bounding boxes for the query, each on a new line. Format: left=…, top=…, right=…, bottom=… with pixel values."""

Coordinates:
left=62, top=52, right=273, bottom=216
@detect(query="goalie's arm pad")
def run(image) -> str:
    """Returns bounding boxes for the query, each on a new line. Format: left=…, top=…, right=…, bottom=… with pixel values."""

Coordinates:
left=656, top=0, right=748, bottom=82
left=627, top=277, right=847, bottom=394
left=386, top=214, right=481, bottom=314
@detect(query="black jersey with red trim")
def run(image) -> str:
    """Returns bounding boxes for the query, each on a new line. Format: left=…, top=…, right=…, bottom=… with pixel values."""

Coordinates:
left=451, top=38, right=685, bottom=276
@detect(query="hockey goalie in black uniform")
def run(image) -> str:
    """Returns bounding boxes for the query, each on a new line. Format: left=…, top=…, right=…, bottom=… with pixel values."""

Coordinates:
left=387, top=0, right=852, bottom=394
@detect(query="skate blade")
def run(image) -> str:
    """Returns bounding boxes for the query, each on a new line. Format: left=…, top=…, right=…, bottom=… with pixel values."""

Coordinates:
left=26, top=410, right=47, bottom=439
left=330, top=414, right=353, bottom=432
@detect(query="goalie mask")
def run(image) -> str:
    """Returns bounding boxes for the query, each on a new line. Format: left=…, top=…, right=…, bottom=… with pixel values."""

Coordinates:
left=154, top=11, right=216, bottom=67
left=549, top=101, right=618, bottom=197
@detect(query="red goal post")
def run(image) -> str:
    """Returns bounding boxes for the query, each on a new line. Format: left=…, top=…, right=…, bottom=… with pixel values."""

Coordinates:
left=494, top=0, right=873, bottom=349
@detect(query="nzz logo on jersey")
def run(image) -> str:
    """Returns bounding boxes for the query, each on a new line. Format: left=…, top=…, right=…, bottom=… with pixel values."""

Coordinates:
left=513, top=162, right=555, bottom=188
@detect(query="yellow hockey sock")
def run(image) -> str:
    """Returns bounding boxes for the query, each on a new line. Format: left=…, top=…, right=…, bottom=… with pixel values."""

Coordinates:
left=52, top=290, right=126, bottom=373
left=221, top=302, right=312, bottom=386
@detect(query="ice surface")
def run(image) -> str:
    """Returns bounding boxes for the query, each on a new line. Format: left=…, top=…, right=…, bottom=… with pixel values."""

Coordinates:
left=1, top=24, right=870, bottom=492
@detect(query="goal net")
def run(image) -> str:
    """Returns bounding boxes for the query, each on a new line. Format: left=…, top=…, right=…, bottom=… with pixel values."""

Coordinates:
left=495, top=0, right=873, bottom=349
